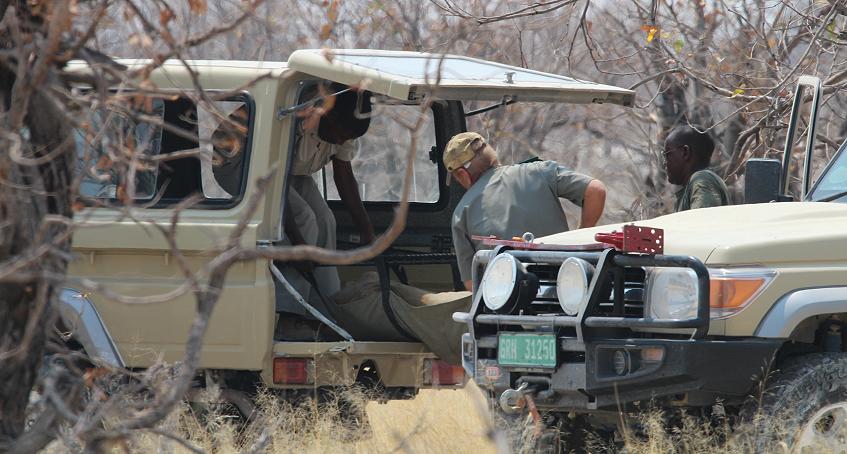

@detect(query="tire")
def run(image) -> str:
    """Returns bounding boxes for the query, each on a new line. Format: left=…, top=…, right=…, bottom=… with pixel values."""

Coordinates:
left=742, top=353, right=847, bottom=452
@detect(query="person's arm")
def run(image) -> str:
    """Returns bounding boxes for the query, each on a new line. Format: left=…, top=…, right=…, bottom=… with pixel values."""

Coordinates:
left=451, top=217, right=475, bottom=291
left=550, top=162, right=606, bottom=229
left=578, top=179, right=606, bottom=229
left=332, top=157, right=375, bottom=244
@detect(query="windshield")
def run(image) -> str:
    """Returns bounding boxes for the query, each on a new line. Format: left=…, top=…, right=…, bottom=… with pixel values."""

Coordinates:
left=808, top=137, right=847, bottom=202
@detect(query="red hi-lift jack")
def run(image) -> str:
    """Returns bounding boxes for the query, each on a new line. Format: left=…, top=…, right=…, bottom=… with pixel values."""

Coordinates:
left=472, top=224, right=664, bottom=255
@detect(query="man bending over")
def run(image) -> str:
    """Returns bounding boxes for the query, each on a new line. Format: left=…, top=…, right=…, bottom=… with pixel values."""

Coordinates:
left=445, top=132, right=607, bottom=290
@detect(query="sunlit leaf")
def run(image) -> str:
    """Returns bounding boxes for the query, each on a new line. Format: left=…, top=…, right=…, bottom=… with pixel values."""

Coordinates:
left=116, top=184, right=129, bottom=204
left=320, top=23, right=332, bottom=41
left=84, top=367, right=110, bottom=388
left=646, top=26, right=658, bottom=42
left=96, top=155, right=112, bottom=170
left=827, top=19, right=837, bottom=39
left=327, top=0, right=339, bottom=22
left=187, top=0, right=207, bottom=14
left=159, top=8, right=173, bottom=27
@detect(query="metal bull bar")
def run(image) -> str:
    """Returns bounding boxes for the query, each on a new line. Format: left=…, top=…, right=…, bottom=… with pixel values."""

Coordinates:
left=459, top=248, right=711, bottom=340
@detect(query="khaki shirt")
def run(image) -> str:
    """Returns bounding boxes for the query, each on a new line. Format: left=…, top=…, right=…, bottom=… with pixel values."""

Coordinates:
left=451, top=161, right=594, bottom=281
left=674, top=169, right=732, bottom=212
left=290, top=129, right=357, bottom=176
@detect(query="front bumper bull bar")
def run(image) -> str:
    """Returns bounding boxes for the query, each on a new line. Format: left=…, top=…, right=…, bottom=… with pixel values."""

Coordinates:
left=451, top=247, right=740, bottom=409
left=453, top=248, right=712, bottom=339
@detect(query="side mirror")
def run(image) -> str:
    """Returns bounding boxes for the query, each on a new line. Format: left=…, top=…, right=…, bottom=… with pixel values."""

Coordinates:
left=745, top=159, right=792, bottom=203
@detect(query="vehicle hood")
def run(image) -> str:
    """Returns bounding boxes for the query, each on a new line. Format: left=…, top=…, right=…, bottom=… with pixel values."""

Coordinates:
left=538, top=202, right=847, bottom=265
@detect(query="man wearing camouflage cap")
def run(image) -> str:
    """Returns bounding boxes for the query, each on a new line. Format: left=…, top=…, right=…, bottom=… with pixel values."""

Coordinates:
left=445, top=132, right=607, bottom=290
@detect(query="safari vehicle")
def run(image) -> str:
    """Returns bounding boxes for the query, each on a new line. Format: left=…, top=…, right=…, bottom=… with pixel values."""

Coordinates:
left=59, top=49, right=636, bottom=415
left=455, top=75, right=847, bottom=451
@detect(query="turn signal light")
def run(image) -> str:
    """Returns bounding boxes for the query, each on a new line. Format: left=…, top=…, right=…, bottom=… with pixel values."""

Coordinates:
left=709, top=277, right=768, bottom=319
left=707, top=268, right=776, bottom=319
left=273, top=358, right=313, bottom=384
left=424, top=359, right=466, bottom=386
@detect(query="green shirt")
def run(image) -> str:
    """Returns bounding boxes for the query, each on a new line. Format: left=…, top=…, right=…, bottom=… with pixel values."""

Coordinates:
left=451, top=160, right=593, bottom=281
left=674, top=169, right=732, bottom=212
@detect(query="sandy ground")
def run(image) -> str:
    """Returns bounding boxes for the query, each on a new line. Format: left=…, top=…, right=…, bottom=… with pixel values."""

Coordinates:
left=356, top=385, right=498, bottom=453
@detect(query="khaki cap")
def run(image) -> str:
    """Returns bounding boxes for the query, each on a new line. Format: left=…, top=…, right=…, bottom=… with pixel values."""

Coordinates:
left=443, top=132, right=486, bottom=172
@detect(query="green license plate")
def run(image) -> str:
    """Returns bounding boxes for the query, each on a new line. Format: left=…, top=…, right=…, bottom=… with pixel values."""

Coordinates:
left=498, top=333, right=557, bottom=368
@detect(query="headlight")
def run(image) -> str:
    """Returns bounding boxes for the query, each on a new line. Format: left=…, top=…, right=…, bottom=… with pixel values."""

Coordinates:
left=646, top=266, right=776, bottom=320
left=556, top=257, right=594, bottom=315
left=646, top=267, right=699, bottom=320
left=481, top=254, right=538, bottom=312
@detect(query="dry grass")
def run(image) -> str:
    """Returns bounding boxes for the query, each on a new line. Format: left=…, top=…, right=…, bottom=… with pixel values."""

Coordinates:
left=86, top=383, right=499, bottom=454
left=41, top=381, right=847, bottom=453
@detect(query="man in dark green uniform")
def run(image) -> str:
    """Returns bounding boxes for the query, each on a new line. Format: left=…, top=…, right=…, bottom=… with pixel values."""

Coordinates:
left=445, top=132, right=607, bottom=290
left=663, top=125, right=732, bottom=212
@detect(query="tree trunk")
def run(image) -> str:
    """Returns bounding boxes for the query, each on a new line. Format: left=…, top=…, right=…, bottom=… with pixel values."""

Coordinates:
left=0, top=54, right=74, bottom=444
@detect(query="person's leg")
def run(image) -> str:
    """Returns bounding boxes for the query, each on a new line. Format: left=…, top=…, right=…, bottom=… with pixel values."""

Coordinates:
left=286, top=184, right=318, bottom=245
left=291, top=175, right=341, bottom=297
left=275, top=187, right=316, bottom=315
left=291, top=175, right=336, bottom=250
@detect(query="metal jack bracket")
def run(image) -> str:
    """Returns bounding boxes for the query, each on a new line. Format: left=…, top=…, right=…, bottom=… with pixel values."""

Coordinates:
left=499, top=382, right=529, bottom=414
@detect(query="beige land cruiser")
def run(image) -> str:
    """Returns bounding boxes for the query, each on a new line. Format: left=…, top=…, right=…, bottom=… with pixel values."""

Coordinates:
left=58, top=50, right=635, bottom=416
left=457, top=76, right=847, bottom=451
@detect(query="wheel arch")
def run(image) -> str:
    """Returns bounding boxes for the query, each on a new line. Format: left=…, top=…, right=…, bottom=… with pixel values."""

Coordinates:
left=755, top=287, right=847, bottom=341
left=57, top=288, right=125, bottom=368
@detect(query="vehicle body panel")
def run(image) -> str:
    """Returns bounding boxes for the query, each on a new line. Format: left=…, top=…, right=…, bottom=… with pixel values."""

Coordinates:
left=68, top=61, right=293, bottom=370
left=537, top=203, right=847, bottom=336
left=266, top=341, right=445, bottom=388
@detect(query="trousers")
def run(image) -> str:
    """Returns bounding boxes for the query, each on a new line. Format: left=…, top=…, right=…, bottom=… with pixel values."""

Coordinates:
left=275, top=175, right=341, bottom=316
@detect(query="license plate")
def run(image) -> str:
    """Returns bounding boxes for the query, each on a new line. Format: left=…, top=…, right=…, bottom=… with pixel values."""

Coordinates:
left=498, top=333, right=557, bottom=368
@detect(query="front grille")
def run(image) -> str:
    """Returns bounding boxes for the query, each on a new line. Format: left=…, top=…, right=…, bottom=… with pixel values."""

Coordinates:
left=524, top=263, right=645, bottom=318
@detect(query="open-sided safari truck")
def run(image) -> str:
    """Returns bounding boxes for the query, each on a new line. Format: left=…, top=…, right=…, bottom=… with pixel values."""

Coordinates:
left=60, top=50, right=635, bottom=415
left=456, top=75, right=847, bottom=451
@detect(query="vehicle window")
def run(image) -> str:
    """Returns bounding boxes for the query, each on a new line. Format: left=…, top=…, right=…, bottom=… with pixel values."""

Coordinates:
left=198, top=100, right=250, bottom=199
left=314, top=103, right=439, bottom=204
left=809, top=140, right=847, bottom=202
left=75, top=97, right=164, bottom=200
left=74, top=94, right=252, bottom=205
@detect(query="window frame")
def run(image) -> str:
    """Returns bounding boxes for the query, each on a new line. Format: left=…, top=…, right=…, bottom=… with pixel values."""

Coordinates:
left=283, top=79, right=451, bottom=213
left=321, top=101, right=450, bottom=213
left=74, top=90, right=256, bottom=210
left=807, top=136, right=847, bottom=202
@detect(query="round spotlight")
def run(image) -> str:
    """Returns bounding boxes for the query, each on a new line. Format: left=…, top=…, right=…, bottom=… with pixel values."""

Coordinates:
left=613, top=350, right=630, bottom=376
left=556, top=257, right=594, bottom=315
left=481, top=254, right=520, bottom=311
left=481, top=254, right=538, bottom=313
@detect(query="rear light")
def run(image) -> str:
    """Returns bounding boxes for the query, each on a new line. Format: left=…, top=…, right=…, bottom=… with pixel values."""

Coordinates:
left=423, top=359, right=466, bottom=386
left=273, top=357, right=313, bottom=384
